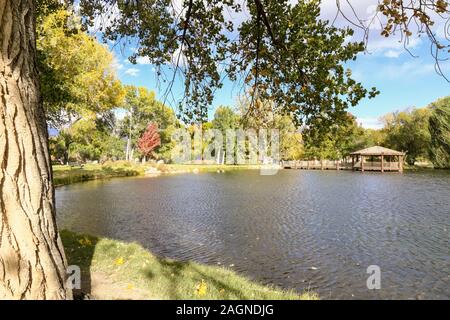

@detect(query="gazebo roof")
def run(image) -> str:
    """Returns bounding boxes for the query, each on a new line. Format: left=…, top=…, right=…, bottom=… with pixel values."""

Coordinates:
left=350, top=146, right=404, bottom=156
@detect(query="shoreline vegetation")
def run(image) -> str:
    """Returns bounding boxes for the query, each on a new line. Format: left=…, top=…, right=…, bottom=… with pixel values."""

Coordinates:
left=52, top=162, right=265, bottom=187
left=53, top=161, right=442, bottom=187
left=61, top=230, right=318, bottom=300
left=53, top=163, right=144, bottom=187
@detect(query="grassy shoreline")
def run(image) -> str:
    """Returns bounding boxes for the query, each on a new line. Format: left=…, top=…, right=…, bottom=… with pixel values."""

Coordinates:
left=52, top=162, right=264, bottom=187
left=62, top=230, right=318, bottom=300
left=53, top=163, right=145, bottom=186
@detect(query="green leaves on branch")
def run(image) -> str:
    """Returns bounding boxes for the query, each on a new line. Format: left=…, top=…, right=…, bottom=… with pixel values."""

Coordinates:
left=233, top=0, right=378, bottom=127
left=381, top=108, right=431, bottom=165
left=78, top=0, right=377, bottom=125
left=303, top=113, right=364, bottom=160
left=37, top=9, right=125, bottom=129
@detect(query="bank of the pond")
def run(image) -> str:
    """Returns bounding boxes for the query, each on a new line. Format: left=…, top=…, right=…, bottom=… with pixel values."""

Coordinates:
left=61, top=230, right=318, bottom=300
left=53, top=162, right=441, bottom=188
left=53, top=163, right=263, bottom=186
left=53, top=163, right=145, bottom=186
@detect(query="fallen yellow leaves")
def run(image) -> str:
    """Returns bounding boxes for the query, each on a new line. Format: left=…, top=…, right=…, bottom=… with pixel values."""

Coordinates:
left=195, top=279, right=207, bottom=297
left=115, top=257, right=125, bottom=266
left=78, top=237, right=92, bottom=247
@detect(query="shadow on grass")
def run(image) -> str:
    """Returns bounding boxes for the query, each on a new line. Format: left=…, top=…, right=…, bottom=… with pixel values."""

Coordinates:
left=61, top=230, right=98, bottom=299
left=143, top=258, right=252, bottom=299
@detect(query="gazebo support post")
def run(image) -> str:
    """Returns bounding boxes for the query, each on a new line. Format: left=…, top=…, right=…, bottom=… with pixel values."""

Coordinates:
left=361, top=155, right=365, bottom=172
left=381, top=154, right=384, bottom=173
left=399, top=155, right=403, bottom=173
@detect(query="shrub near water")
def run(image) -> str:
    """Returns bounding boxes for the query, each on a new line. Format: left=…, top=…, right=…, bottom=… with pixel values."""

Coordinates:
left=53, top=162, right=144, bottom=186
left=61, top=230, right=318, bottom=300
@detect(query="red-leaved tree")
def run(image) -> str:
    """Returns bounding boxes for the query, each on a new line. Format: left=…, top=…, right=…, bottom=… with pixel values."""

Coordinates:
left=138, top=122, right=161, bottom=159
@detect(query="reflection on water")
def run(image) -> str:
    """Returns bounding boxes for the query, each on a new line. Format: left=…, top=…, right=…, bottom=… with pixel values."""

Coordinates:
left=56, top=170, right=450, bottom=299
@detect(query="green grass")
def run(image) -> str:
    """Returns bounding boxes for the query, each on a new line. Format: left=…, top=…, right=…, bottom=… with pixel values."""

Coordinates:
left=403, top=164, right=435, bottom=171
left=52, top=162, right=266, bottom=186
left=61, top=230, right=318, bottom=300
left=53, top=162, right=145, bottom=186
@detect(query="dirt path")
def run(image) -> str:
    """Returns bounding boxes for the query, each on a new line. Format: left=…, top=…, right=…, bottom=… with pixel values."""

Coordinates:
left=76, top=271, right=156, bottom=300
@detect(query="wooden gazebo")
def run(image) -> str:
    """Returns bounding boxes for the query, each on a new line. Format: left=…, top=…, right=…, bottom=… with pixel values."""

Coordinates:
left=350, top=146, right=405, bottom=172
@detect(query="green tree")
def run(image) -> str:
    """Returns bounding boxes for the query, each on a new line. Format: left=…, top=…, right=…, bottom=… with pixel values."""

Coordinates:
left=212, top=106, right=240, bottom=132
left=69, top=116, right=126, bottom=162
left=381, top=108, right=431, bottom=165
left=273, top=114, right=304, bottom=160
left=429, top=97, right=450, bottom=168
left=211, top=106, right=239, bottom=161
left=237, top=95, right=304, bottom=160
left=37, top=9, right=125, bottom=129
left=49, top=130, right=74, bottom=164
left=37, top=9, right=127, bottom=164
left=303, top=113, right=364, bottom=160
left=358, top=129, right=386, bottom=150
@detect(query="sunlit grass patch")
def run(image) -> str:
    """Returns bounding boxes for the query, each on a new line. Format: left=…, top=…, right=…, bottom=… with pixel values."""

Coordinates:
left=61, top=230, right=318, bottom=300
left=53, top=162, right=144, bottom=186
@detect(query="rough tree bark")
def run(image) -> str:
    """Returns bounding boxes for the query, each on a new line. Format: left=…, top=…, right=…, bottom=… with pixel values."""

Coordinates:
left=0, top=0, right=71, bottom=299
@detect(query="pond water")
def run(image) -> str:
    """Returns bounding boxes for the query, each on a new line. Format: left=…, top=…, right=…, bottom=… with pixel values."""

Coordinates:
left=56, top=170, right=450, bottom=299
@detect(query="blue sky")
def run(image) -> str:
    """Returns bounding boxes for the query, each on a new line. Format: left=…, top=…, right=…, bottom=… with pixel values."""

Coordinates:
left=109, top=0, right=450, bottom=129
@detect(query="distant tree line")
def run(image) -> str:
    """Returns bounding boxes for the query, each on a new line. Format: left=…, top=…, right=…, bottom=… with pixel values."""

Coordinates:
left=301, top=96, right=450, bottom=168
left=378, top=97, right=450, bottom=168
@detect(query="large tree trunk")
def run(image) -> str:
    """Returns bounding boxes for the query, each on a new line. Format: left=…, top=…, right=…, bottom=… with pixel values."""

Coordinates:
left=0, top=0, right=71, bottom=299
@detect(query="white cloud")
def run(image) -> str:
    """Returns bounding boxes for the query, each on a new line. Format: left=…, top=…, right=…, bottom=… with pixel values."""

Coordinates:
left=384, top=50, right=402, bottom=59
left=351, top=69, right=364, bottom=82
left=125, top=68, right=140, bottom=77
left=171, top=46, right=188, bottom=67
left=357, top=117, right=383, bottom=129
left=319, top=0, right=426, bottom=58
left=320, top=0, right=379, bottom=24
left=379, top=60, right=449, bottom=79
left=111, top=54, right=124, bottom=72
left=136, top=56, right=151, bottom=65
left=88, top=3, right=121, bottom=33
left=366, top=35, right=422, bottom=55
